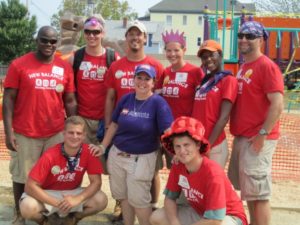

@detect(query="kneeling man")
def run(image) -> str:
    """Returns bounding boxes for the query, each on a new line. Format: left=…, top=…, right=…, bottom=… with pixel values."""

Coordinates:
left=150, top=116, right=248, bottom=225
left=20, top=116, right=108, bottom=224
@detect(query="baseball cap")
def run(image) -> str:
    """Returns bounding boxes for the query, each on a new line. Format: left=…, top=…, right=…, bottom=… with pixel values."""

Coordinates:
left=197, top=40, right=222, bottom=57
left=125, top=20, right=147, bottom=35
left=161, top=116, right=210, bottom=155
left=134, top=64, right=156, bottom=79
left=239, top=21, right=269, bottom=40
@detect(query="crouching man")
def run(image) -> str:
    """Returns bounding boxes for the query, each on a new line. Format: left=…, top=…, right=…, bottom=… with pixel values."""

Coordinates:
left=150, top=116, right=248, bottom=225
left=19, top=116, right=108, bottom=225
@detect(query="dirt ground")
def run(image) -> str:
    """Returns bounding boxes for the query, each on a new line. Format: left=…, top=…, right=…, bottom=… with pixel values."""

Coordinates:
left=0, top=160, right=299, bottom=225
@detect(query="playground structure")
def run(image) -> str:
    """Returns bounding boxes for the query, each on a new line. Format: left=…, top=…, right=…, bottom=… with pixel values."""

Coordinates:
left=197, top=0, right=300, bottom=182
left=203, top=0, right=300, bottom=90
left=56, top=12, right=127, bottom=59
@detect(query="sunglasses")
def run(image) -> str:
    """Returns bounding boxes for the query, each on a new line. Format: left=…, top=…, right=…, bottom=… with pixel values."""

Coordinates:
left=84, top=29, right=102, bottom=36
left=237, top=33, right=262, bottom=40
left=39, top=38, right=58, bottom=45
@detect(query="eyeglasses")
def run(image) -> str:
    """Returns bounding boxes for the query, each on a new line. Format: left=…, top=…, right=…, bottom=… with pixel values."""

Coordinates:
left=39, top=38, right=58, bottom=45
left=237, top=33, right=261, bottom=40
left=84, top=29, right=102, bottom=36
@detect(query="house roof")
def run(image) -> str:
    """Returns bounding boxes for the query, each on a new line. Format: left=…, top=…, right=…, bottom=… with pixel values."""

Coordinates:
left=149, top=0, right=255, bottom=14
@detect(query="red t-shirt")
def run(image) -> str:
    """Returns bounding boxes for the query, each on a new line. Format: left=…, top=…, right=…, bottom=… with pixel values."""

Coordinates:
left=165, top=157, right=247, bottom=225
left=192, top=75, right=237, bottom=146
left=105, top=56, right=164, bottom=104
left=76, top=50, right=119, bottom=120
left=230, top=55, right=284, bottom=139
left=4, top=52, right=75, bottom=138
left=156, top=63, right=203, bottom=119
left=29, top=143, right=103, bottom=190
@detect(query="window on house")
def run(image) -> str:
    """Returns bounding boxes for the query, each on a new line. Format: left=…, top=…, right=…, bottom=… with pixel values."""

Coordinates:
left=148, top=33, right=153, bottom=47
left=183, top=15, right=187, bottom=25
left=197, top=37, right=202, bottom=46
left=166, top=15, right=172, bottom=26
left=144, top=33, right=153, bottom=47
left=198, top=16, right=202, bottom=25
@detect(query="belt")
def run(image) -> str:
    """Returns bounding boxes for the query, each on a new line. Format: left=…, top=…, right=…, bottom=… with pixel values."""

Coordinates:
left=117, top=152, right=132, bottom=158
left=117, top=151, right=139, bottom=162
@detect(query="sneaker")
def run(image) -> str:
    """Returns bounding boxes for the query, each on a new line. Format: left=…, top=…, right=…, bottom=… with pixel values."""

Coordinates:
left=11, top=214, right=25, bottom=225
left=44, top=213, right=64, bottom=225
left=111, top=212, right=123, bottom=223
left=112, top=200, right=122, bottom=217
left=63, top=213, right=78, bottom=225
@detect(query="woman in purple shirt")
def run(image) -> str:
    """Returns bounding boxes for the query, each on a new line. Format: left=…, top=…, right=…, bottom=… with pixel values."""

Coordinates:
left=93, top=64, right=173, bottom=225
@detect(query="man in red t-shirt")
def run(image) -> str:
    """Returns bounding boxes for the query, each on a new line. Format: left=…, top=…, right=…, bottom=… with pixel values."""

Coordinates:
left=70, top=15, right=119, bottom=145
left=105, top=20, right=164, bottom=127
left=3, top=26, right=77, bottom=225
left=229, top=21, right=284, bottom=225
left=19, top=116, right=107, bottom=224
left=150, top=117, right=248, bottom=225
left=104, top=20, right=164, bottom=219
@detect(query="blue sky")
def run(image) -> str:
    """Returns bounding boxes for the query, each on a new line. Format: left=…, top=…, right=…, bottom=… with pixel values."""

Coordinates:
left=19, top=0, right=161, bottom=27
left=19, top=0, right=252, bottom=27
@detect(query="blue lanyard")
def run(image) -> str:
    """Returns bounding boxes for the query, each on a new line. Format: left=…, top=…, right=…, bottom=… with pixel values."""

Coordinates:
left=61, top=143, right=82, bottom=172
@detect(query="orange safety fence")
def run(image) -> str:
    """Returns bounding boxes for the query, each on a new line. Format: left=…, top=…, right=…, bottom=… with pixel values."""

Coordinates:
left=0, top=84, right=299, bottom=181
left=161, top=113, right=300, bottom=182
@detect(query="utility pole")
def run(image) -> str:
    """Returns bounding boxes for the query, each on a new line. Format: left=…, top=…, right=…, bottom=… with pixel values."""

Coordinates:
left=87, top=0, right=95, bottom=16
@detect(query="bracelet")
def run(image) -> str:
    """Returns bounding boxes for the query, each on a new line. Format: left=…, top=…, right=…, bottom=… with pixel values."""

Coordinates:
left=99, top=144, right=106, bottom=152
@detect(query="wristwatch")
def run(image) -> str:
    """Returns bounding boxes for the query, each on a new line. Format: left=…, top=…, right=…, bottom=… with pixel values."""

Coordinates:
left=259, top=128, right=269, bottom=135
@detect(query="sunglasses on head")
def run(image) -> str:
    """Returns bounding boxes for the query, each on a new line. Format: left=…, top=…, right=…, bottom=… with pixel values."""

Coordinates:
left=237, top=33, right=261, bottom=40
left=84, top=29, right=102, bottom=36
left=84, top=17, right=104, bottom=26
left=39, top=38, right=58, bottom=45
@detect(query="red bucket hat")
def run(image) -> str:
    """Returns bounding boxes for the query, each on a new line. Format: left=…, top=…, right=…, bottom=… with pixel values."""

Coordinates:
left=161, top=116, right=210, bottom=155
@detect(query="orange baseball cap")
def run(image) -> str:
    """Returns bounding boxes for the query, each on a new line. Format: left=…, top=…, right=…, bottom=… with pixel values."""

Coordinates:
left=161, top=116, right=210, bottom=155
left=197, top=40, right=222, bottom=57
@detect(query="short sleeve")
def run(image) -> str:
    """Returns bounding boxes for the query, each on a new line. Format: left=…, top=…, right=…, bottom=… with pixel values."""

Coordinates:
left=164, top=164, right=181, bottom=200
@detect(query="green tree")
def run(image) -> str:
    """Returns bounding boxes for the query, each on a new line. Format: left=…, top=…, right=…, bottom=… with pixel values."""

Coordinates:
left=253, top=0, right=300, bottom=15
left=51, top=0, right=138, bottom=31
left=0, top=0, right=37, bottom=64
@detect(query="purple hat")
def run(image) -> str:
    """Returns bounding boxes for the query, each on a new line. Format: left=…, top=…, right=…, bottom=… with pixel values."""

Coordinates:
left=135, top=64, right=156, bottom=79
left=239, top=21, right=269, bottom=40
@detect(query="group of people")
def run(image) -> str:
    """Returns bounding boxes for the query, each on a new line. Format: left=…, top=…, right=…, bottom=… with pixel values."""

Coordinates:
left=3, top=15, right=283, bottom=225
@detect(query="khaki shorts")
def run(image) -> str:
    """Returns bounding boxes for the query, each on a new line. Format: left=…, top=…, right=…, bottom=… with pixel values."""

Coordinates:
left=20, top=189, right=84, bottom=217
left=228, top=137, right=277, bottom=201
left=175, top=205, right=242, bottom=225
left=9, top=132, right=63, bottom=183
left=107, top=145, right=158, bottom=208
left=82, top=117, right=100, bottom=145
left=209, top=139, right=229, bottom=169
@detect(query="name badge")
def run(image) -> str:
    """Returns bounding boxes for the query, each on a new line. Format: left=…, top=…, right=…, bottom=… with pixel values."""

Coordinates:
left=175, top=72, right=188, bottom=83
left=79, top=61, right=92, bottom=71
left=178, top=175, right=190, bottom=189
left=52, top=66, right=64, bottom=76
